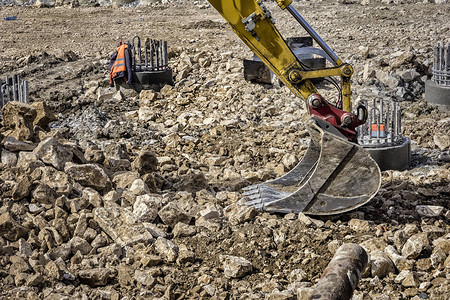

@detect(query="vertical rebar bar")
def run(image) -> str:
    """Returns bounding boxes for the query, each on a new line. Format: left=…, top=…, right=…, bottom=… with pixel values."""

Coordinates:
left=19, top=81, right=23, bottom=103
left=155, top=40, right=160, bottom=69
left=23, top=80, right=29, bottom=103
left=12, top=75, right=17, bottom=102
left=163, top=41, right=168, bottom=67
left=132, top=37, right=137, bottom=71
left=144, top=38, right=149, bottom=68
left=446, top=43, right=449, bottom=85
left=150, top=39, right=154, bottom=70
left=159, top=40, right=163, bottom=68
left=0, top=79, right=3, bottom=108
left=137, top=37, right=142, bottom=65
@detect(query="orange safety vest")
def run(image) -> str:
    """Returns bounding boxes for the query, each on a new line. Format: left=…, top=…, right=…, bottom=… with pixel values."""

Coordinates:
left=110, top=44, right=129, bottom=85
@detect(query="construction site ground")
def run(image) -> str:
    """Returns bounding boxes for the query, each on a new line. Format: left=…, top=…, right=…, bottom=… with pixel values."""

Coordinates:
left=0, top=1, right=449, bottom=299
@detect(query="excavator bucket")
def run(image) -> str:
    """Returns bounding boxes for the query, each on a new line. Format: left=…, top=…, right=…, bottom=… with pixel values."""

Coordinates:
left=241, top=117, right=381, bottom=215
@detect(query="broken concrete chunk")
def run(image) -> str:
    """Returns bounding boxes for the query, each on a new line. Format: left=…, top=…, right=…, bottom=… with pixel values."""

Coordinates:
left=94, top=206, right=154, bottom=247
left=65, top=162, right=110, bottom=191
left=33, top=137, right=73, bottom=170
left=220, top=255, right=253, bottom=278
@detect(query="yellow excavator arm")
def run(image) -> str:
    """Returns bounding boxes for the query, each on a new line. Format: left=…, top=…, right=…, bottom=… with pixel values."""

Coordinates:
left=207, top=0, right=354, bottom=110
left=207, top=0, right=381, bottom=215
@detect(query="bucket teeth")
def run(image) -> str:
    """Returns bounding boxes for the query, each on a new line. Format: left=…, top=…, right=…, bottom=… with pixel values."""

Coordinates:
left=239, top=117, right=381, bottom=216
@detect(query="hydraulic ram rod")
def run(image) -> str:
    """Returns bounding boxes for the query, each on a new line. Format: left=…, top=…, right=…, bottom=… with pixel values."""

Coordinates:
left=286, top=5, right=340, bottom=66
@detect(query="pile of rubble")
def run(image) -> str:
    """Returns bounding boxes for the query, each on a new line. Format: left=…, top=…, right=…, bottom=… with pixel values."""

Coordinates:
left=0, top=1, right=449, bottom=299
left=1, top=93, right=448, bottom=299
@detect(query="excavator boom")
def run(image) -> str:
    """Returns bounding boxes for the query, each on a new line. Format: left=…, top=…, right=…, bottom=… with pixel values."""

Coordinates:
left=207, top=0, right=381, bottom=215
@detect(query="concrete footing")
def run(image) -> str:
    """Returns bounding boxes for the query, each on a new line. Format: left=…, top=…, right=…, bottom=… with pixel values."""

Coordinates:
left=363, top=138, right=411, bottom=171
left=425, top=81, right=450, bottom=111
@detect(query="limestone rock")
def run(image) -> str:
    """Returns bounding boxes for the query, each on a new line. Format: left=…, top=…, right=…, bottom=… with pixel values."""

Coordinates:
left=220, top=255, right=253, bottom=278
left=1, top=101, right=37, bottom=141
left=12, top=176, right=32, bottom=201
left=402, top=232, right=429, bottom=259
left=133, top=194, right=163, bottom=222
left=32, top=183, right=59, bottom=205
left=45, top=260, right=63, bottom=280
left=158, top=201, right=192, bottom=227
left=349, top=219, right=371, bottom=232
left=33, top=137, right=73, bottom=170
left=395, top=270, right=419, bottom=287
left=131, top=150, right=158, bottom=174
left=173, top=223, right=197, bottom=238
left=288, top=269, right=308, bottom=283
left=70, top=237, right=92, bottom=255
left=1, top=148, right=18, bottom=167
left=177, top=244, right=195, bottom=264
left=112, top=171, right=140, bottom=189
left=155, top=237, right=179, bottom=262
left=3, top=136, right=36, bottom=152
left=40, top=166, right=73, bottom=196
left=376, top=70, right=399, bottom=89
left=224, top=204, right=258, bottom=226
left=134, top=269, right=156, bottom=287
left=384, top=245, right=412, bottom=271
left=94, top=206, right=154, bottom=247
left=65, top=163, right=110, bottom=191
left=81, top=187, right=103, bottom=208
left=0, top=212, right=29, bottom=241
left=369, top=250, right=395, bottom=278
left=129, top=179, right=150, bottom=196
left=434, top=134, right=449, bottom=150
left=432, top=235, right=450, bottom=254
left=31, top=101, right=56, bottom=129
left=78, top=268, right=110, bottom=286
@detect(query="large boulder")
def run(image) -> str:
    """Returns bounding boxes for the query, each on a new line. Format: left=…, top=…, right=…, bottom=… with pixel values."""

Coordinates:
left=31, top=101, right=56, bottom=129
left=1, top=101, right=37, bottom=141
left=33, top=137, right=73, bottom=170
left=65, top=163, right=110, bottom=191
